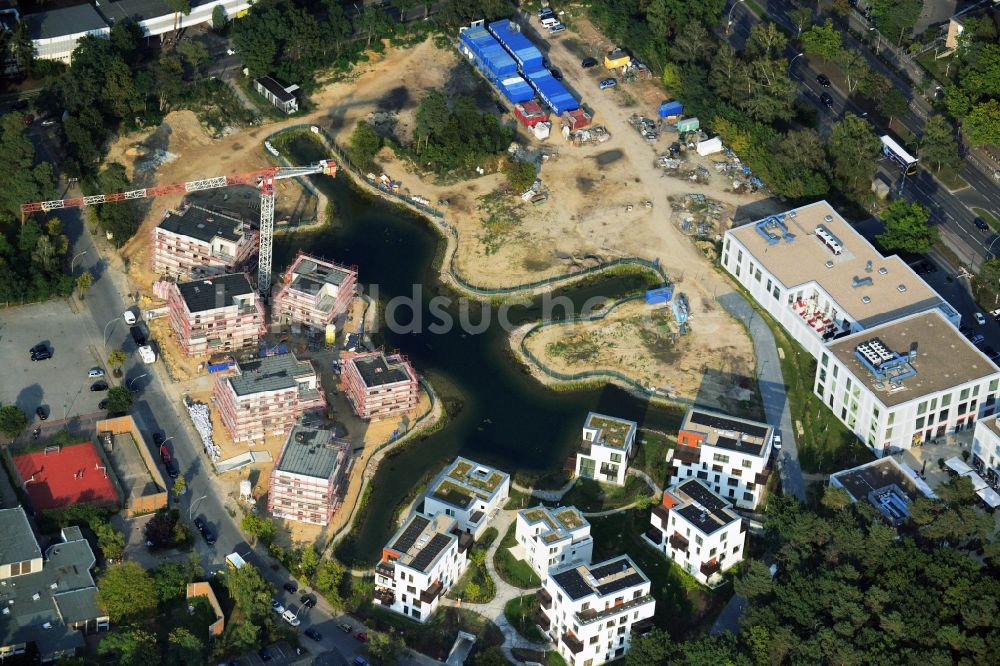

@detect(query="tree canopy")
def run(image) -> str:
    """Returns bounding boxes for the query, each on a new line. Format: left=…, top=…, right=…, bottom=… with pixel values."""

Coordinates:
left=98, top=628, right=158, bottom=666
left=919, top=115, right=961, bottom=172
left=225, top=564, right=275, bottom=625
left=828, top=113, right=882, bottom=204
left=877, top=199, right=937, bottom=254
left=97, top=562, right=158, bottom=623
left=0, top=405, right=27, bottom=438
left=408, top=90, right=514, bottom=174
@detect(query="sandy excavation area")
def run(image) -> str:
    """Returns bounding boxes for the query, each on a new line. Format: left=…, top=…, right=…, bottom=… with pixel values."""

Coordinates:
left=99, top=28, right=779, bottom=400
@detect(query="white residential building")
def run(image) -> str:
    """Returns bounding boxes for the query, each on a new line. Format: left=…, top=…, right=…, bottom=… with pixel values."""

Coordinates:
left=671, top=408, right=774, bottom=510
left=515, top=505, right=593, bottom=579
left=968, top=416, right=1000, bottom=497
left=829, top=457, right=936, bottom=525
left=539, top=556, right=655, bottom=666
left=643, top=480, right=745, bottom=587
left=575, top=412, right=637, bottom=486
left=421, top=457, right=510, bottom=540
left=816, top=310, right=1000, bottom=455
left=722, top=200, right=959, bottom=360
left=373, top=514, right=470, bottom=623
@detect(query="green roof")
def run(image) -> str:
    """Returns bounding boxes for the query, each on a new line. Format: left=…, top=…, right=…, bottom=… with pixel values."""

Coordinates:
left=430, top=457, right=509, bottom=509
left=519, top=505, right=589, bottom=543
left=584, top=412, right=636, bottom=450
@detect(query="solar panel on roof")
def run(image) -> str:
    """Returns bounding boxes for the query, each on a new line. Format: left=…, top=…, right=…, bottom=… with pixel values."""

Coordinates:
left=552, top=568, right=592, bottom=600
left=596, top=572, right=645, bottom=596
left=589, top=559, right=630, bottom=580
left=391, top=515, right=430, bottom=553
left=716, top=436, right=739, bottom=450
left=689, top=411, right=769, bottom=438
left=410, top=533, right=452, bottom=571
left=679, top=480, right=729, bottom=513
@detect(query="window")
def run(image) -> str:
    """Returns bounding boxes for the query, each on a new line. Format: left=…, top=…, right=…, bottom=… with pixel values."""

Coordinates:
left=939, top=409, right=949, bottom=422
left=728, top=478, right=738, bottom=486
left=766, top=278, right=772, bottom=292
left=610, top=453, right=622, bottom=463
left=742, top=460, right=752, bottom=468
left=821, top=353, right=829, bottom=367
left=915, top=417, right=925, bottom=430
left=713, top=453, right=730, bottom=464
left=695, top=535, right=703, bottom=546
left=941, top=394, right=952, bottom=407
left=991, top=379, right=999, bottom=392
left=917, top=402, right=927, bottom=415
left=961, top=388, right=971, bottom=401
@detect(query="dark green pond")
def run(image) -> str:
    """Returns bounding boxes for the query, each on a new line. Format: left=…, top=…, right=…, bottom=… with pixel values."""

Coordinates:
left=274, top=134, right=682, bottom=564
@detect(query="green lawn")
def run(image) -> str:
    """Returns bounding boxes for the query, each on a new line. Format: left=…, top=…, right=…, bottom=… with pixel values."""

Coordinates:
left=493, top=523, right=542, bottom=589
left=504, top=595, right=546, bottom=643
left=511, top=648, right=569, bottom=666
left=558, top=476, right=653, bottom=513
left=974, top=208, right=1000, bottom=232
left=589, top=510, right=730, bottom=636
left=931, top=165, right=970, bottom=191
left=632, top=430, right=675, bottom=488
left=350, top=603, right=503, bottom=660
left=505, top=486, right=535, bottom=511
left=447, top=528, right=498, bottom=603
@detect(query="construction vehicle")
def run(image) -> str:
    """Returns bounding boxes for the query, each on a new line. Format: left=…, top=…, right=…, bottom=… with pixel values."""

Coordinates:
left=20, top=160, right=338, bottom=294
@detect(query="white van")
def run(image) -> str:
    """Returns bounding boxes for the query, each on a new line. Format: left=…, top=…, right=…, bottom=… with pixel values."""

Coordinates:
left=541, top=16, right=559, bottom=28
left=123, top=309, right=137, bottom=325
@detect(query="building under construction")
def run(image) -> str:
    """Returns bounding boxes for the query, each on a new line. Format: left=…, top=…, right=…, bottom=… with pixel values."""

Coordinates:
left=343, top=351, right=419, bottom=420
left=268, top=424, right=349, bottom=526
left=166, top=273, right=266, bottom=357
left=271, top=251, right=358, bottom=333
left=152, top=204, right=259, bottom=280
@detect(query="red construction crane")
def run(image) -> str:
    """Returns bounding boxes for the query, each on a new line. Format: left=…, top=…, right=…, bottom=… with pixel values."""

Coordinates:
left=21, top=160, right=338, bottom=293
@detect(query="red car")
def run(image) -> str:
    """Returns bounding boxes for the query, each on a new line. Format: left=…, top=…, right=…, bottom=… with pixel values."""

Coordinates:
left=354, top=631, right=368, bottom=643
left=23, top=114, right=33, bottom=127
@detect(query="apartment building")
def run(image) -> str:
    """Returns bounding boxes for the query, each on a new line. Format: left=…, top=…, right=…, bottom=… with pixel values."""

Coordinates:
left=722, top=200, right=959, bottom=360
left=643, top=480, right=745, bottom=587
left=213, top=353, right=325, bottom=444
left=0, top=507, right=108, bottom=662
left=343, top=351, right=419, bottom=420
left=152, top=204, right=258, bottom=280
left=829, top=457, right=936, bottom=525
left=538, top=556, right=655, bottom=666
left=421, top=457, right=510, bottom=540
left=515, top=505, right=593, bottom=579
left=972, top=415, right=1000, bottom=490
left=271, top=252, right=358, bottom=331
left=671, top=408, right=774, bottom=510
left=167, top=273, right=265, bottom=356
left=374, top=514, right=471, bottom=623
left=268, top=425, right=349, bottom=526
left=816, top=310, right=1000, bottom=455
left=575, top=412, right=637, bottom=486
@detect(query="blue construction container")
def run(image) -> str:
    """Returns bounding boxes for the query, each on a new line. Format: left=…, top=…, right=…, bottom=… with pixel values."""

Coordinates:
left=658, top=100, right=683, bottom=117
left=497, top=75, right=535, bottom=104
left=525, top=68, right=579, bottom=116
left=488, top=19, right=544, bottom=72
left=460, top=26, right=518, bottom=80
left=645, top=286, right=674, bottom=305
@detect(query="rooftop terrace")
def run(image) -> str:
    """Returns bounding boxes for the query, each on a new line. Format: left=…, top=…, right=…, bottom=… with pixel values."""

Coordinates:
left=385, top=514, right=458, bottom=573
left=583, top=412, right=636, bottom=450
left=679, top=408, right=772, bottom=457
left=430, top=457, right=509, bottom=508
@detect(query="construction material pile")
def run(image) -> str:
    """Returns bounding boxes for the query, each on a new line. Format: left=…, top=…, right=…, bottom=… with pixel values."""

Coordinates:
left=670, top=193, right=727, bottom=237
left=712, top=149, right=764, bottom=193
left=186, top=398, right=221, bottom=461
left=564, top=125, right=610, bottom=146
left=628, top=114, right=660, bottom=142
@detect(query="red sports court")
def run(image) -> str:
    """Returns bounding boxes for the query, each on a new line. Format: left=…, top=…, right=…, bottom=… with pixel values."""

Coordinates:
left=13, top=442, right=118, bottom=512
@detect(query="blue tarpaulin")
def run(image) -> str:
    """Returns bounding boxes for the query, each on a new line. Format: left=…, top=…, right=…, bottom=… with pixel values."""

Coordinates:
left=658, top=100, right=683, bottom=117
left=645, top=286, right=674, bottom=304
left=208, top=360, right=235, bottom=373
left=525, top=68, right=579, bottom=116
left=488, top=19, right=544, bottom=71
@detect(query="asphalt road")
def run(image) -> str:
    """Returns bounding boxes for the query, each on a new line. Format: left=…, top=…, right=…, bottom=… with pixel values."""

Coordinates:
left=725, top=1, right=1000, bottom=268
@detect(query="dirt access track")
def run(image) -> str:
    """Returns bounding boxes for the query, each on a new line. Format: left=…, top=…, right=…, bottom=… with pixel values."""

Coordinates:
left=105, top=22, right=777, bottom=406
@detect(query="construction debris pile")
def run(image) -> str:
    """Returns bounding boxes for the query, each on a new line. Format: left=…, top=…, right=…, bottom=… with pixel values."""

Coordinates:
left=521, top=178, right=549, bottom=206
left=186, top=398, right=221, bottom=461
left=564, top=125, right=610, bottom=146
left=670, top=193, right=727, bottom=238
left=712, top=149, right=764, bottom=194
left=657, top=154, right=710, bottom=184
left=621, top=61, right=651, bottom=82
left=628, top=114, right=660, bottom=142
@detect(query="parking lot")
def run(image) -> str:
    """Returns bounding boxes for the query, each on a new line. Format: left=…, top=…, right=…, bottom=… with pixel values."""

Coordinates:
left=239, top=641, right=297, bottom=666
left=0, top=300, right=110, bottom=427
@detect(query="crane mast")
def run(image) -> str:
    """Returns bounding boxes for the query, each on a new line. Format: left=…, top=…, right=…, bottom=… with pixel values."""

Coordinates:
left=20, top=159, right=337, bottom=294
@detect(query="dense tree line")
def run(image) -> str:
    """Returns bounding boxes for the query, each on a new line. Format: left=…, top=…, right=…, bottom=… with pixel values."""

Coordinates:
left=941, top=17, right=1000, bottom=148
left=627, top=482, right=1000, bottom=665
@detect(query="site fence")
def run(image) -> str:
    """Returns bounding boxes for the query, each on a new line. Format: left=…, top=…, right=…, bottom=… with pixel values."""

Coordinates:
left=519, top=294, right=692, bottom=409
left=452, top=256, right=668, bottom=297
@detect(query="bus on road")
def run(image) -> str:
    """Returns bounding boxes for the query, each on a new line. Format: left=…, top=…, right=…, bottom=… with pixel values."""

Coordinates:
left=880, top=135, right=918, bottom=176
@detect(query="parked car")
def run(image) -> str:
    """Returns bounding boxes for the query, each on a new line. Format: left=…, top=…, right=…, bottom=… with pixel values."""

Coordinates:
left=271, top=600, right=285, bottom=614
left=12, top=100, right=27, bottom=111
left=226, top=48, right=236, bottom=56
left=123, top=309, right=137, bottom=325
left=339, top=622, right=353, bottom=633
left=165, top=461, right=179, bottom=479
left=283, top=581, right=298, bottom=594
left=304, top=627, right=322, bottom=642
left=258, top=648, right=272, bottom=663
left=23, top=114, right=33, bottom=127
left=98, top=399, right=109, bottom=410
left=36, top=406, right=48, bottom=421
left=820, top=92, right=834, bottom=107
left=300, top=594, right=316, bottom=608
left=990, top=309, right=1000, bottom=322
left=353, top=658, right=370, bottom=666
left=153, top=432, right=165, bottom=446
left=354, top=631, right=369, bottom=643
left=983, top=345, right=1000, bottom=360
left=31, top=348, right=52, bottom=361
left=88, top=367, right=104, bottom=378
left=202, top=526, right=216, bottom=545
left=581, top=57, right=597, bottom=68
left=130, top=325, right=147, bottom=346
left=975, top=217, right=990, bottom=232
left=599, top=78, right=617, bottom=90
left=550, top=67, right=562, bottom=80
left=193, top=516, right=206, bottom=532
left=971, top=334, right=986, bottom=346
left=281, top=609, right=301, bottom=627
left=90, top=381, right=108, bottom=392
left=816, top=73, right=831, bottom=87
left=772, top=432, right=782, bottom=450
left=976, top=312, right=987, bottom=325
left=30, top=343, right=47, bottom=355
left=549, top=23, right=566, bottom=34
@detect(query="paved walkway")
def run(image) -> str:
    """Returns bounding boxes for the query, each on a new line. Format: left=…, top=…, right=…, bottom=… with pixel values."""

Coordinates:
left=442, top=509, right=550, bottom=663
left=579, top=469, right=663, bottom=518
left=717, top=292, right=807, bottom=502
left=511, top=477, right=577, bottom=502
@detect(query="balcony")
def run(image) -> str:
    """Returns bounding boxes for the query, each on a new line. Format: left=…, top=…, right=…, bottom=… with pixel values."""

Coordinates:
left=536, top=588, right=552, bottom=610
left=630, top=618, right=655, bottom=636
left=651, top=504, right=671, bottom=523
left=671, top=445, right=701, bottom=465
left=374, top=587, right=395, bottom=606
left=375, top=561, right=395, bottom=579
left=561, top=632, right=584, bottom=655
left=420, top=581, right=443, bottom=604
left=576, top=595, right=655, bottom=625
left=700, top=559, right=721, bottom=578
left=644, top=525, right=663, bottom=545
left=669, top=533, right=689, bottom=551
left=535, top=611, right=551, bottom=630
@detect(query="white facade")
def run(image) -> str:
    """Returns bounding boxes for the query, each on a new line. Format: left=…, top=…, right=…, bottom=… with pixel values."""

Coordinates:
left=421, top=457, right=510, bottom=540
left=672, top=408, right=773, bottom=510
left=515, top=505, right=593, bottom=579
left=643, top=480, right=745, bottom=587
left=575, top=412, right=637, bottom=486
left=816, top=312, right=1000, bottom=456
left=540, top=556, right=656, bottom=666
left=374, top=514, right=469, bottom=623
left=970, top=416, right=1000, bottom=488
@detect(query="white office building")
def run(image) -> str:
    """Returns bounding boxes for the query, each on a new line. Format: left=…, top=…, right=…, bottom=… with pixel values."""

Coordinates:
left=420, top=457, right=510, bottom=540
left=817, top=310, right=1000, bottom=455
left=575, top=412, right=637, bottom=486
left=671, top=407, right=774, bottom=510
left=374, top=514, right=470, bottom=623
left=515, top=505, right=593, bottom=579
left=642, top=480, right=745, bottom=587
left=829, top=457, right=937, bottom=524
left=968, top=417, right=1000, bottom=504
left=538, top=556, right=656, bottom=666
